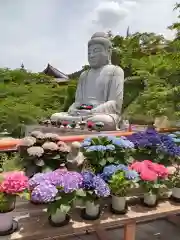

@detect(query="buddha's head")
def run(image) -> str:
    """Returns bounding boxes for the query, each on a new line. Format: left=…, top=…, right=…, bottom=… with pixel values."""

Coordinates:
left=88, top=32, right=112, bottom=69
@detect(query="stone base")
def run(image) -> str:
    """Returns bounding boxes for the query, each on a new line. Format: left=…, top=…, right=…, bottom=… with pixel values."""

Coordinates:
left=25, top=125, right=96, bottom=136
left=24, top=125, right=121, bottom=136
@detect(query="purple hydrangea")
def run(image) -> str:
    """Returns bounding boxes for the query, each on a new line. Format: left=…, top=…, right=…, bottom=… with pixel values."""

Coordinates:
left=29, top=173, right=50, bottom=189
left=92, top=176, right=110, bottom=197
left=127, top=129, right=161, bottom=148
left=31, top=183, right=58, bottom=203
left=81, top=171, right=110, bottom=198
left=59, top=171, right=83, bottom=193
left=81, top=171, right=95, bottom=189
left=159, top=134, right=180, bottom=157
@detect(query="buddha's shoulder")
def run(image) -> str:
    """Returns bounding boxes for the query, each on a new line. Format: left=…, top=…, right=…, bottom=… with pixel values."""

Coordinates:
left=79, top=70, right=89, bottom=79
left=102, top=64, right=124, bottom=75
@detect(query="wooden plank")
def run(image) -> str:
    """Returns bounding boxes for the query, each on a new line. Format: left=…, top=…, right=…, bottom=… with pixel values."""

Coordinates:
left=8, top=200, right=180, bottom=240
left=124, top=221, right=136, bottom=240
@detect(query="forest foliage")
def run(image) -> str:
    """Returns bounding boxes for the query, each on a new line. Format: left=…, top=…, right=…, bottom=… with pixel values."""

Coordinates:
left=1, top=3, right=180, bottom=136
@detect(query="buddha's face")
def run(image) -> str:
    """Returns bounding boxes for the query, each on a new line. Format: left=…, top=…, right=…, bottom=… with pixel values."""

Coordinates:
left=88, top=43, right=109, bottom=68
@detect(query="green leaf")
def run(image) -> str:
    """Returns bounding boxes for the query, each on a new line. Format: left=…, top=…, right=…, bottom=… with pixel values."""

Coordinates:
left=99, top=158, right=106, bottom=166
left=60, top=204, right=71, bottom=214
left=107, top=157, right=114, bottom=163
left=51, top=155, right=61, bottom=160
left=76, top=189, right=87, bottom=197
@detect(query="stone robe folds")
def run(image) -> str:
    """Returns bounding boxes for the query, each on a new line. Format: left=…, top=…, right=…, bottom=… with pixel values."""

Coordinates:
left=69, top=65, right=124, bottom=126
left=51, top=64, right=124, bottom=129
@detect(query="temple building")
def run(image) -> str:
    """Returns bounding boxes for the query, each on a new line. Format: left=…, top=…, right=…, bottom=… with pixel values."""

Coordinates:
left=43, top=64, right=69, bottom=84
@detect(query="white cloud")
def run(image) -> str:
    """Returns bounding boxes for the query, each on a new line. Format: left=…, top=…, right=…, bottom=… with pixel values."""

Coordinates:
left=92, top=1, right=129, bottom=29
left=0, top=0, right=178, bottom=73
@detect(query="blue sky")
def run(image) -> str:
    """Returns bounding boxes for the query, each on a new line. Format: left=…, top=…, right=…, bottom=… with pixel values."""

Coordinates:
left=0, top=0, right=178, bottom=74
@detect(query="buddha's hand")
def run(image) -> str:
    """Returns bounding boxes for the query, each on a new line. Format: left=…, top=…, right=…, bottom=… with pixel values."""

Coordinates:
left=68, top=107, right=78, bottom=116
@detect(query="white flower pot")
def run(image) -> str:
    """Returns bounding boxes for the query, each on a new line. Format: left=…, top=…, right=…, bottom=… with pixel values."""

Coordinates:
left=172, top=187, right=180, bottom=199
left=51, top=209, right=66, bottom=224
left=144, top=193, right=157, bottom=206
left=112, top=195, right=126, bottom=211
left=85, top=201, right=100, bottom=217
left=73, top=199, right=84, bottom=208
left=0, top=212, right=13, bottom=232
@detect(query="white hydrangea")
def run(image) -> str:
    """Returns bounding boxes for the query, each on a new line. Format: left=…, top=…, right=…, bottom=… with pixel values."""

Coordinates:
left=42, top=142, right=59, bottom=151
left=30, top=131, right=43, bottom=138
left=20, top=136, right=36, bottom=147
left=44, top=133, right=59, bottom=141
left=27, top=146, right=44, bottom=157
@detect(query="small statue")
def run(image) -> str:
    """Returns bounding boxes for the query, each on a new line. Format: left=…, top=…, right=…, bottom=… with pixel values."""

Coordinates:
left=51, top=32, right=124, bottom=130
left=66, top=141, right=84, bottom=171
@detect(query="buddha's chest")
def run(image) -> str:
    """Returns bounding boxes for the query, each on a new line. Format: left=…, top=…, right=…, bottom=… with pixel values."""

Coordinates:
left=85, top=68, right=110, bottom=99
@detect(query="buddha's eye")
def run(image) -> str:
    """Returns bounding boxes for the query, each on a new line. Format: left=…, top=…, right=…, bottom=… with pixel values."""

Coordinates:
left=93, top=48, right=101, bottom=53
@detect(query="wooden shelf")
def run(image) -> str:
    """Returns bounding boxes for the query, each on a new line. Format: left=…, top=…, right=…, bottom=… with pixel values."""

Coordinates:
left=10, top=200, right=180, bottom=240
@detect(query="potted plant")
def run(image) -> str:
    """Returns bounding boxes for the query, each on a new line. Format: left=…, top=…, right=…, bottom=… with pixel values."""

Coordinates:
left=0, top=171, right=29, bottom=236
left=18, top=132, right=69, bottom=177
left=30, top=170, right=83, bottom=227
left=81, top=135, right=134, bottom=173
left=108, top=168, right=139, bottom=214
left=167, top=166, right=180, bottom=201
left=80, top=171, right=110, bottom=220
left=130, top=160, right=169, bottom=207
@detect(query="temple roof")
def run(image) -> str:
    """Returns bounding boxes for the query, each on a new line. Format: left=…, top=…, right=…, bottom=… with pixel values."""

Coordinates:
left=43, top=64, right=69, bottom=79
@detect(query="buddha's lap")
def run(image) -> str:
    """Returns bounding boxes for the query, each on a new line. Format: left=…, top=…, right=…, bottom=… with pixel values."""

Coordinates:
left=50, top=112, right=117, bottom=130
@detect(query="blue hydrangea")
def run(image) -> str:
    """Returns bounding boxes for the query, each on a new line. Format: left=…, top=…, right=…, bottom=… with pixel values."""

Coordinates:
left=106, top=144, right=115, bottom=151
left=124, top=170, right=139, bottom=180
left=101, top=164, right=129, bottom=181
left=111, top=137, right=134, bottom=148
left=81, top=141, right=91, bottom=147
left=101, top=164, right=118, bottom=181
left=86, top=145, right=107, bottom=152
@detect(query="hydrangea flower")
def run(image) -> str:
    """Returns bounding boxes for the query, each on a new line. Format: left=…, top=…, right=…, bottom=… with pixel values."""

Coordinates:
left=0, top=171, right=29, bottom=194
left=92, top=176, right=110, bottom=197
left=81, top=171, right=110, bottom=198
left=125, top=170, right=139, bottom=180
left=58, top=171, right=83, bottom=193
left=31, top=183, right=58, bottom=203
left=42, top=142, right=59, bottom=151
left=130, top=160, right=169, bottom=181
left=111, top=137, right=134, bottom=148
left=101, top=164, right=130, bottom=181
left=27, top=146, right=44, bottom=157
left=86, top=145, right=107, bottom=152
left=106, top=144, right=115, bottom=151
left=140, top=169, right=157, bottom=181
left=81, top=141, right=91, bottom=147
left=81, top=171, right=95, bottom=189
left=19, top=136, right=36, bottom=147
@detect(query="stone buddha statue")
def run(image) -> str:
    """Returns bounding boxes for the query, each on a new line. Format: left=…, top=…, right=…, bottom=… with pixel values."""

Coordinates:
left=51, top=32, right=124, bottom=130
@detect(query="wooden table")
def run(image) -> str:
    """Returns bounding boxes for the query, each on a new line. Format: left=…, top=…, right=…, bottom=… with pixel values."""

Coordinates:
left=8, top=200, right=180, bottom=240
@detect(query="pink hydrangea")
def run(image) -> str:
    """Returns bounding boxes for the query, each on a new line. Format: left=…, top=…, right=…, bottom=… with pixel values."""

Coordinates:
left=130, top=160, right=169, bottom=181
left=140, top=169, right=157, bottom=181
left=0, top=171, right=29, bottom=194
